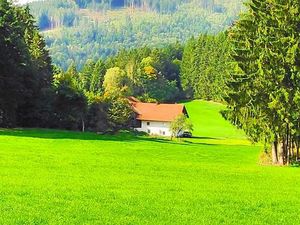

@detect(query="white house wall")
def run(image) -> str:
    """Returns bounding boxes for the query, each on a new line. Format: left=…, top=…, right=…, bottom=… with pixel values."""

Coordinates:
left=136, top=121, right=172, bottom=136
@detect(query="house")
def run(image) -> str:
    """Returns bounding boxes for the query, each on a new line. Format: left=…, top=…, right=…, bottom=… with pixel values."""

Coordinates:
left=130, top=98, right=189, bottom=137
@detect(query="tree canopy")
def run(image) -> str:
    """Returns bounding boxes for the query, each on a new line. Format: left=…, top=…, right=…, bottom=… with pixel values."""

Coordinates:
left=0, top=1, right=52, bottom=127
left=225, top=0, right=300, bottom=165
left=27, top=0, right=243, bottom=69
left=170, top=114, right=193, bottom=138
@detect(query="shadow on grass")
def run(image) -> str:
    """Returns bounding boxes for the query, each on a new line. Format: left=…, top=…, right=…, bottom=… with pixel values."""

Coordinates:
left=0, top=128, right=219, bottom=146
left=0, top=128, right=140, bottom=142
left=182, top=140, right=217, bottom=146
left=191, top=136, right=221, bottom=140
left=148, top=137, right=217, bottom=146
left=145, top=137, right=219, bottom=146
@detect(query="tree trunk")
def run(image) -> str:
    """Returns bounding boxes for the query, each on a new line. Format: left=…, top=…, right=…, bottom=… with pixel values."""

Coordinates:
left=291, top=141, right=294, bottom=160
left=286, top=140, right=289, bottom=165
left=82, top=119, right=85, bottom=132
left=283, top=138, right=288, bottom=165
left=278, top=141, right=284, bottom=165
left=286, top=126, right=290, bottom=165
left=272, top=142, right=278, bottom=164
left=297, top=140, right=300, bottom=161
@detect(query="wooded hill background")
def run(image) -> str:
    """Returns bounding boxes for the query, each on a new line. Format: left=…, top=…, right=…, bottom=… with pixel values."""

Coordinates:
left=27, top=0, right=243, bottom=69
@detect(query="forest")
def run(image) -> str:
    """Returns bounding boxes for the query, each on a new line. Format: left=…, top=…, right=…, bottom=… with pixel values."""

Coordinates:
left=27, top=0, right=243, bottom=69
left=1, top=0, right=230, bottom=132
left=0, top=0, right=230, bottom=131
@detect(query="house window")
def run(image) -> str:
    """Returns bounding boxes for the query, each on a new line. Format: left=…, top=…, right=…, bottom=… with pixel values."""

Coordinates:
left=147, top=129, right=151, bottom=134
left=147, top=122, right=150, bottom=126
left=162, top=131, right=166, bottom=135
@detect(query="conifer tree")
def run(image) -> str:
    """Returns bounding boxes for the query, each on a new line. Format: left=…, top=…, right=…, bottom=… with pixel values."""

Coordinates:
left=180, top=34, right=230, bottom=100
left=15, top=5, right=53, bottom=126
left=225, top=0, right=300, bottom=165
left=90, top=59, right=106, bottom=94
left=0, top=0, right=30, bottom=126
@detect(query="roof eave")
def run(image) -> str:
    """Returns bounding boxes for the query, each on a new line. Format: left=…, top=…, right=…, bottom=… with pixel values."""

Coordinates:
left=136, top=118, right=173, bottom=122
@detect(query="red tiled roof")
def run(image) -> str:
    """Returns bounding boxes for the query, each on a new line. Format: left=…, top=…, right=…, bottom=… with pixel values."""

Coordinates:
left=132, top=102, right=188, bottom=122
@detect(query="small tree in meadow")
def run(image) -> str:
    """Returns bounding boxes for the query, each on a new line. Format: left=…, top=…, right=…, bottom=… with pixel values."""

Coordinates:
left=170, top=114, right=193, bottom=139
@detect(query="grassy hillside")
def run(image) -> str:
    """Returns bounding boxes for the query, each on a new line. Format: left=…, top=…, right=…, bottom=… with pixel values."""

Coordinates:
left=184, top=100, right=244, bottom=139
left=1, top=101, right=300, bottom=224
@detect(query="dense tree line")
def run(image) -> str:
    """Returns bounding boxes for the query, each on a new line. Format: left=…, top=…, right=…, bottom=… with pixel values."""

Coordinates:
left=51, top=64, right=133, bottom=132
left=27, top=0, right=243, bottom=69
left=71, top=36, right=230, bottom=104
left=180, top=33, right=230, bottom=100
left=105, top=45, right=183, bottom=102
left=74, top=0, right=231, bottom=13
left=0, top=0, right=132, bottom=132
left=224, top=0, right=300, bottom=165
left=0, top=1, right=52, bottom=127
left=75, top=0, right=189, bottom=12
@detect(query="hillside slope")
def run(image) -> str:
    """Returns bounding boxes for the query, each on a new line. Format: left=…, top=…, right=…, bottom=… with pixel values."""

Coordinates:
left=185, top=100, right=245, bottom=139
left=27, top=0, right=243, bottom=69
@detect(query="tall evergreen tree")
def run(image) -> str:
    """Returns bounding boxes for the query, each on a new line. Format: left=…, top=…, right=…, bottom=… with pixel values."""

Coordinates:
left=225, top=0, right=300, bottom=165
left=0, top=0, right=30, bottom=127
left=90, top=59, right=106, bottom=94
left=15, top=6, right=53, bottom=126
left=0, top=1, right=53, bottom=127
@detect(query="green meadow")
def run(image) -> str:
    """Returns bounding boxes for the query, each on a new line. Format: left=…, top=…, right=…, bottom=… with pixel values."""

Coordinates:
left=1, top=100, right=300, bottom=224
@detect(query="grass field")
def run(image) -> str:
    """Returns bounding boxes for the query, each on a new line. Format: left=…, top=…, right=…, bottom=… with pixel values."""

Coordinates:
left=1, top=100, right=300, bottom=224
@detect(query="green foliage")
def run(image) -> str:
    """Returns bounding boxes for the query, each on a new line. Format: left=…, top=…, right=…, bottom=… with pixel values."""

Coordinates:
left=90, top=59, right=106, bottom=93
left=54, top=37, right=230, bottom=105
left=180, top=33, right=230, bottom=100
left=27, top=0, right=243, bottom=69
left=102, top=46, right=182, bottom=102
left=170, top=114, right=193, bottom=137
left=52, top=61, right=136, bottom=132
left=74, top=0, right=194, bottom=12
left=103, top=67, right=132, bottom=96
left=0, top=1, right=52, bottom=127
left=225, top=0, right=300, bottom=165
left=105, top=95, right=134, bottom=131
left=52, top=67, right=88, bottom=130
left=143, top=76, right=180, bottom=102
left=85, top=99, right=110, bottom=132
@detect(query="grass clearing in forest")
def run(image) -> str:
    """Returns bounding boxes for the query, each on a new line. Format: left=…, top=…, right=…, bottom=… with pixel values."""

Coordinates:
left=0, top=100, right=300, bottom=224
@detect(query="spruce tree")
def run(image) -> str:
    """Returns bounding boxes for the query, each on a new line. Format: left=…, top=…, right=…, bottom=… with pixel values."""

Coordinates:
left=0, top=0, right=29, bottom=127
left=15, top=5, right=53, bottom=126
left=225, top=0, right=300, bottom=165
